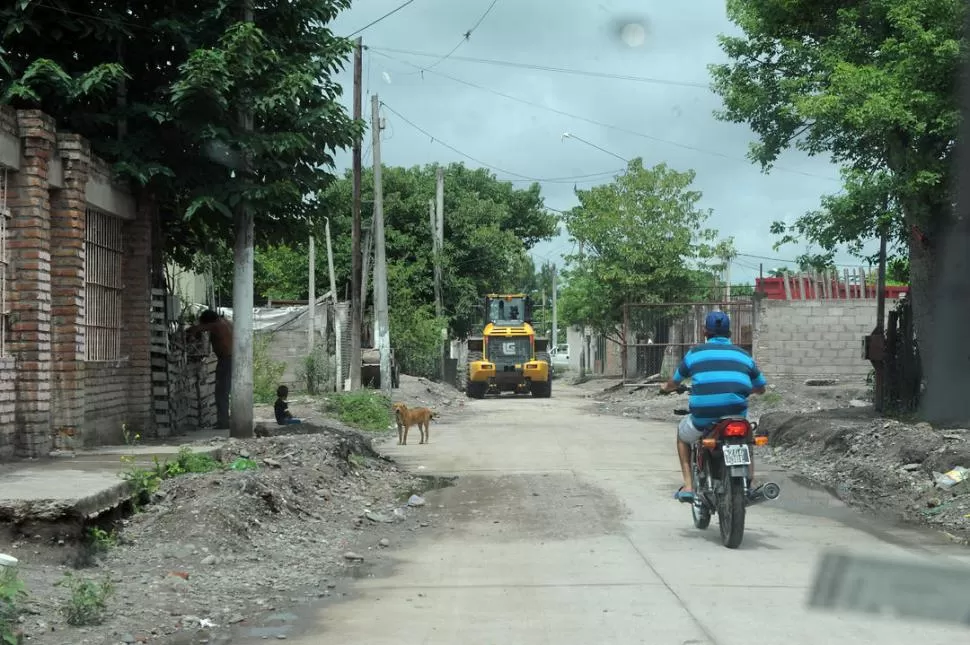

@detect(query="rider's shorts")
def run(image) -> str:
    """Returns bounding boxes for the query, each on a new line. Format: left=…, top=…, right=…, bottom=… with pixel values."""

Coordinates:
left=677, top=416, right=705, bottom=444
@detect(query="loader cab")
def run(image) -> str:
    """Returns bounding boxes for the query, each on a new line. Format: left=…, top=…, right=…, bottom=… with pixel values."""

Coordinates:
left=484, top=294, right=532, bottom=327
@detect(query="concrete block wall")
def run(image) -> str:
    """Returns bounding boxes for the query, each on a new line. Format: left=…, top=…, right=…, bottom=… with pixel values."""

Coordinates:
left=0, top=106, right=154, bottom=458
left=754, top=298, right=886, bottom=382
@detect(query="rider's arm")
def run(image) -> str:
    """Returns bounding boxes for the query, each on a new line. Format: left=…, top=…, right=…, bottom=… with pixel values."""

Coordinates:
left=750, top=361, right=768, bottom=395
left=660, top=357, right=690, bottom=393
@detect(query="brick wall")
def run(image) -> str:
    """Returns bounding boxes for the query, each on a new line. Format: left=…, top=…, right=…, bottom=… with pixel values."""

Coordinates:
left=0, top=358, right=15, bottom=459
left=753, top=298, right=888, bottom=382
left=10, top=110, right=55, bottom=457
left=0, top=106, right=156, bottom=458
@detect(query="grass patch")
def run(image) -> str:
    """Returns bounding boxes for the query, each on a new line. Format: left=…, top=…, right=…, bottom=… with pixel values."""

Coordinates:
left=119, top=425, right=228, bottom=510
left=0, top=566, right=26, bottom=645
left=761, top=391, right=783, bottom=407
left=57, top=574, right=113, bottom=626
left=325, top=391, right=392, bottom=432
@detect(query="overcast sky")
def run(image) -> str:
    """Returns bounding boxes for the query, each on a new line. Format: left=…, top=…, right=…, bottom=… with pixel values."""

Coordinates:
left=327, top=0, right=873, bottom=285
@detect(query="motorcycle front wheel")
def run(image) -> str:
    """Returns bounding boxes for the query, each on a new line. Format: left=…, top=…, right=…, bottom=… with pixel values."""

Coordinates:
left=718, top=468, right=746, bottom=548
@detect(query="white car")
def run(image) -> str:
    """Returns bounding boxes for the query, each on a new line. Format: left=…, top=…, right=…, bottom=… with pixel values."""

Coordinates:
left=550, top=344, right=570, bottom=369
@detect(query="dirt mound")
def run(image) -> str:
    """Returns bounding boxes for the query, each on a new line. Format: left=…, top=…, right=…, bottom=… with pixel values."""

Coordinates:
left=11, top=423, right=432, bottom=645
left=760, top=411, right=970, bottom=542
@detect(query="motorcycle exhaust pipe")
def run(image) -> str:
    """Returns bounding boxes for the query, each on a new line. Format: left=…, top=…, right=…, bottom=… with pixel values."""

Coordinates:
left=746, top=482, right=781, bottom=506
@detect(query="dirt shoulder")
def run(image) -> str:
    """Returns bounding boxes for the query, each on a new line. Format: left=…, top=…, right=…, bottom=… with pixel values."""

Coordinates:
left=1, top=376, right=466, bottom=645
left=583, top=376, right=970, bottom=545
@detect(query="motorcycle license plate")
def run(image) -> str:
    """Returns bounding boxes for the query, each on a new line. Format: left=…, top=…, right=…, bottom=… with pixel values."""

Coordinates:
left=722, top=444, right=751, bottom=466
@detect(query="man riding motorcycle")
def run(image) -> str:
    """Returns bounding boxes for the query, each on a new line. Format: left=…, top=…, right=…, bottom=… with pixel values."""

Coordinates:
left=659, top=310, right=767, bottom=502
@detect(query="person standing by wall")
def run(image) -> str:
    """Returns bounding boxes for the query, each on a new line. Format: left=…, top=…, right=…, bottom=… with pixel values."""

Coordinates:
left=187, top=310, right=233, bottom=430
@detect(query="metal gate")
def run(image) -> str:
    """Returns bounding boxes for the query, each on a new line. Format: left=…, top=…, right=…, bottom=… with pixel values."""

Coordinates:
left=622, top=301, right=754, bottom=383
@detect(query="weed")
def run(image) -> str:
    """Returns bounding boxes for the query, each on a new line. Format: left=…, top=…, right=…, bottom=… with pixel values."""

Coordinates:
left=57, top=574, right=113, bottom=626
left=86, top=527, right=117, bottom=554
left=0, top=567, right=26, bottom=645
left=761, top=391, right=783, bottom=407
left=229, top=456, right=259, bottom=471
left=118, top=425, right=162, bottom=509
left=325, top=391, right=392, bottom=432
left=298, top=342, right=332, bottom=394
left=348, top=452, right=366, bottom=468
left=118, top=425, right=223, bottom=511
left=253, top=333, right=286, bottom=404
left=163, top=447, right=221, bottom=476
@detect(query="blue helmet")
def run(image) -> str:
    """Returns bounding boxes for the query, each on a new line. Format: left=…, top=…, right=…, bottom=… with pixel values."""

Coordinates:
left=705, top=310, right=731, bottom=336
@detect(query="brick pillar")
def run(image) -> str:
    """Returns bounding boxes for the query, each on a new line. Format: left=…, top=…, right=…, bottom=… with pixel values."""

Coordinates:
left=49, top=134, right=89, bottom=440
left=123, top=195, right=154, bottom=435
left=10, top=111, right=55, bottom=457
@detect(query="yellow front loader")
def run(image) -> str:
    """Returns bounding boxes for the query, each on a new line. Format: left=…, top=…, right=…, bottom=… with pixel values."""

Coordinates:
left=465, top=293, right=551, bottom=399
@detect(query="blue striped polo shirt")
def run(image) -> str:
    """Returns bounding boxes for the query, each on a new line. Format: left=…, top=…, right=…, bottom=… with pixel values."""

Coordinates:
left=672, top=336, right=767, bottom=430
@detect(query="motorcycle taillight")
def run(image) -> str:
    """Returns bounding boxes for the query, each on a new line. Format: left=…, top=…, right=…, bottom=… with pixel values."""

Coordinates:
left=721, top=420, right=750, bottom=437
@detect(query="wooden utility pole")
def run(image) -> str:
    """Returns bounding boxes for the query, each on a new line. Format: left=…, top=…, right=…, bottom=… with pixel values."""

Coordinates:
left=349, top=37, right=363, bottom=390
left=230, top=0, right=255, bottom=438
left=434, top=168, right=445, bottom=380
left=551, top=263, right=558, bottom=347
left=371, top=94, right=391, bottom=396
left=307, top=231, right=316, bottom=352
left=324, top=217, right=338, bottom=391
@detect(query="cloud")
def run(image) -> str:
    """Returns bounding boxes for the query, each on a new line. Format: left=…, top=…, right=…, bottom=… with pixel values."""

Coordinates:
left=329, top=0, right=875, bottom=285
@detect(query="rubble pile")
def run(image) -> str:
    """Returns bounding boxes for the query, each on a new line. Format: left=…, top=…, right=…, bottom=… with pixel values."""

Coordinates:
left=11, top=426, right=430, bottom=645
left=760, top=411, right=970, bottom=542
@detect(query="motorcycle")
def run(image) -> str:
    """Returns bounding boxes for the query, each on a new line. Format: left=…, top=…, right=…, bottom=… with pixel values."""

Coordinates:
left=665, top=385, right=781, bottom=548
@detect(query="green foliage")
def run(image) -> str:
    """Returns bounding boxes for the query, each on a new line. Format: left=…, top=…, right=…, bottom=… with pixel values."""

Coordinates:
left=57, top=574, right=113, bottom=626
left=558, top=158, right=722, bottom=340
left=0, top=566, right=26, bottom=645
left=118, top=425, right=224, bottom=511
left=85, top=527, right=118, bottom=555
left=325, top=391, right=392, bottom=432
left=253, top=333, right=285, bottom=404
left=390, top=306, right=447, bottom=379
left=298, top=342, right=332, bottom=394
left=163, top=447, right=221, bottom=476
left=0, top=0, right=359, bottom=266
left=710, top=0, right=965, bottom=296
left=229, top=456, right=259, bottom=471
left=312, top=162, right=558, bottom=337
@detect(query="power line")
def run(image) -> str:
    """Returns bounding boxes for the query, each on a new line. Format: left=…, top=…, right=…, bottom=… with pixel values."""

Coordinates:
left=344, top=0, right=419, bottom=38
left=379, top=101, right=625, bottom=185
left=370, top=50, right=842, bottom=182
left=414, top=0, right=501, bottom=73
left=367, top=45, right=711, bottom=88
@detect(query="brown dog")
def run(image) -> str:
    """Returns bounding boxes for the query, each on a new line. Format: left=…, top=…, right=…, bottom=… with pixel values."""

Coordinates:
left=393, top=403, right=434, bottom=445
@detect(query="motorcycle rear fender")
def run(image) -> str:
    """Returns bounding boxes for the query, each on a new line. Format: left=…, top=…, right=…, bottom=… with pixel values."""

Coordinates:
left=729, top=465, right=751, bottom=478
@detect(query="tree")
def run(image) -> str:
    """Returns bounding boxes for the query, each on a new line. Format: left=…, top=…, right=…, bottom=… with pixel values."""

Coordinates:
left=201, top=162, right=558, bottom=375
left=557, top=158, right=720, bottom=344
left=1, top=0, right=359, bottom=266
left=314, top=162, right=558, bottom=340
left=709, top=0, right=966, bottom=362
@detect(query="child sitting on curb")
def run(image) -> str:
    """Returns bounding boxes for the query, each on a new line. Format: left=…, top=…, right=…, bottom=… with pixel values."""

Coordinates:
left=274, top=385, right=302, bottom=426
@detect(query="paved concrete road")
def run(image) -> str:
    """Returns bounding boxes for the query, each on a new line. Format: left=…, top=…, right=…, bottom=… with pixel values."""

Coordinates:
left=283, top=383, right=970, bottom=644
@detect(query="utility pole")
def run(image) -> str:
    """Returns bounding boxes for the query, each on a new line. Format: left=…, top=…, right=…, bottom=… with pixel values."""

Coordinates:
left=324, top=217, right=338, bottom=391
left=230, top=0, right=255, bottom=438
left=307, top=231, right=316, bottom=352
left=349, top=37, right=363, bottom=390
left=724, top=255, right=732, bottom=301
left=578, top=239, right=586, bottom=379
left=551, top=263, right=558, bottom=348
left=371, top=94, right=391, bottom=396
left=434, top=168, right=445, bottom=380
left=361, top=221, right=373, bottom=310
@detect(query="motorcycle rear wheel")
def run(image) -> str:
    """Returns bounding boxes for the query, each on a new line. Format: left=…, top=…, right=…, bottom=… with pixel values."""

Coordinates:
left=718, top=470, right=746, bottom=549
